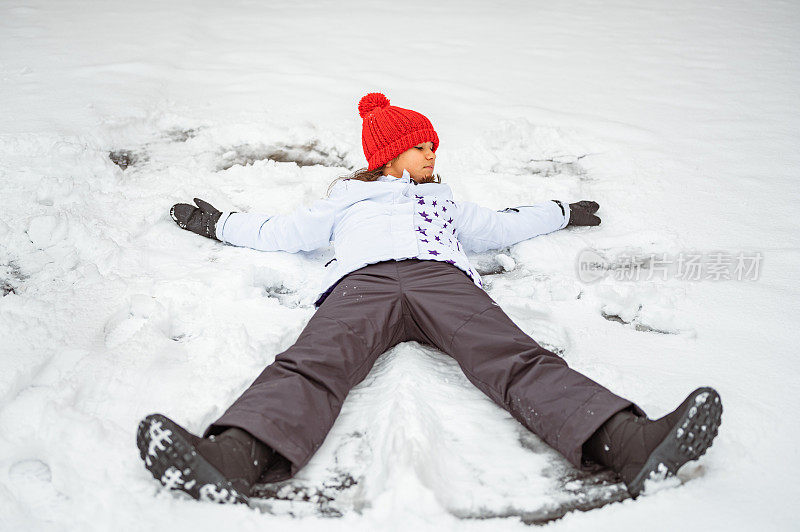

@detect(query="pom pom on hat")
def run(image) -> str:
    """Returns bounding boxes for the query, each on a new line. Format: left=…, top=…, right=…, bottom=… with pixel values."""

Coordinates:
left=358, top=93, right=391, bottom=119
left=358, top=92, right=439, bottom=171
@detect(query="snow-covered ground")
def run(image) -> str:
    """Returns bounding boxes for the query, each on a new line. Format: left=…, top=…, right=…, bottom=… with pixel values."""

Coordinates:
left=1, top=0, right=798, bottom=530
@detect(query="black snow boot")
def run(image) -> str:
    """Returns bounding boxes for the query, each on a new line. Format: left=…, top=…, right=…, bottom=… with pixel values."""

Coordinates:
left=583, top=387, right=723, bottom=498
left=136, top=413, right=274, bottom=504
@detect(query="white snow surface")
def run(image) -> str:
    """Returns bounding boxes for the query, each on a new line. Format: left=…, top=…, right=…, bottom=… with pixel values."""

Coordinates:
left=1, top=0, right=798, bottom=530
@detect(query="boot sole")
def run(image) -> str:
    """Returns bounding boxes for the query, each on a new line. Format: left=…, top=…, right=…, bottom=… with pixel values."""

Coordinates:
left=136, top=414, right=249, bottom=505
left=627, top=387, right=722, bottom=498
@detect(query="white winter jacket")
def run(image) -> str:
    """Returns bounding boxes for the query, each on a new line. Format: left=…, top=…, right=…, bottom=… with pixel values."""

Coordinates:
left=215, top=170, right=570, bottom=307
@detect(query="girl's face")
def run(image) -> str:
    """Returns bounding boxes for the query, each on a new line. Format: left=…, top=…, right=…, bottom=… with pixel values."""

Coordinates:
left=383, top=141, right=436, bottom=183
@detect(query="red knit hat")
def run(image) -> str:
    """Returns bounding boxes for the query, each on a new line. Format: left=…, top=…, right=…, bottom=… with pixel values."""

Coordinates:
left=359, top=93, right=439, bottom=171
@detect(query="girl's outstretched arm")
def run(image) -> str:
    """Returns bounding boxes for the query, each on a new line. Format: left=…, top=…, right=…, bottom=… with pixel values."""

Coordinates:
left=215, top=195, right=342, bottom=253
left=454, top=199, right=571, bottom=253
left=211, top=180, right=365, bottom=253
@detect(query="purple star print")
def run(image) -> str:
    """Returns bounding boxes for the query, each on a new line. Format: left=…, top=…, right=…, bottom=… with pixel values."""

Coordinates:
left=428, top=249, right=440, bottom=256
left=420, top=211, right=428, bottom=218
left=442, top=205, right=447, bottom=212
left=420, top=238, right=429, bottom=243
left=447, top=217, right=453, bottom=224
left=431, top=200, right=437, bottom=207
left=417, top=198, right=425, bottom=205
left=415, top=227, right=427, bottom=236
left=445, top=259, right=456, bottom=265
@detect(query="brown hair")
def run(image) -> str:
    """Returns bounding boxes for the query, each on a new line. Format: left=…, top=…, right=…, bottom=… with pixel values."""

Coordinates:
left=326, top=164, right=442, bottom=197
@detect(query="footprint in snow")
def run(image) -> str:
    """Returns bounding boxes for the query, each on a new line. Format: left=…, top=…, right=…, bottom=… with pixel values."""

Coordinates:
left=216, top=139, right=349, bottom=171
left=103, top=294, right=173, bottom=348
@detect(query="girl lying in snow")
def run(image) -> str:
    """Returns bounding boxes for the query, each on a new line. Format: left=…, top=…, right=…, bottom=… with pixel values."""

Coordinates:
left=137, top=93, right=722, bottom=505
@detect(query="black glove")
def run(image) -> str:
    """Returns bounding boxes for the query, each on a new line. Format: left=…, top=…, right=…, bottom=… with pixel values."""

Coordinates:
left=567, top=200, right=601, bottom=226
left=170, top=198, right=223, bottom=240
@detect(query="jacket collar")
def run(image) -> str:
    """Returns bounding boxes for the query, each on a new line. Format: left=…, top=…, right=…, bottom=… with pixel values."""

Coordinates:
left=377, top=169, right=416, bottom=185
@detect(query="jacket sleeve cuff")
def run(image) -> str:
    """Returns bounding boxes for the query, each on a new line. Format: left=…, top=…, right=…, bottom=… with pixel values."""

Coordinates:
left=552, top=200, right=570, bottom=229
left=215, top=212, right=232, bottom=241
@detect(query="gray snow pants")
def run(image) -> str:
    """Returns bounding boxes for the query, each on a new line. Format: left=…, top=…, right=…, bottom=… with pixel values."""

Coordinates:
left=205, top=259, right=636, bottom=482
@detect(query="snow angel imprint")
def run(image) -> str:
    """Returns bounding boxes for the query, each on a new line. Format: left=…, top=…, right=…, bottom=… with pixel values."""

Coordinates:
left=140, top=92, right=723, bottom=508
